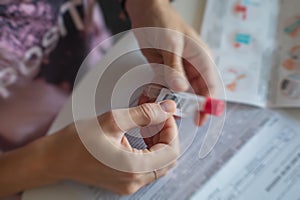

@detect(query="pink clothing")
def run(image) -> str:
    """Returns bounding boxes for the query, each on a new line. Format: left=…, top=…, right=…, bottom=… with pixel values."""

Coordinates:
left=0, top=0, right=111, bottom=151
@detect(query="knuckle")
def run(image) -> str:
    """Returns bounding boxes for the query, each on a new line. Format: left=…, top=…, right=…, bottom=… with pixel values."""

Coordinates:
left=138, top=104, right=156, bottom=125
left=125, top=172, right=140, bottom=181
left=166, top=35, right=181, bottom=47
left=121, top=183, right=140, bottom=195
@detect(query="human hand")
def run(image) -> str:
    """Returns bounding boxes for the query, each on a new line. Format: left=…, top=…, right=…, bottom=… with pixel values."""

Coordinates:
left=41, top=100, right=178, bottom=195
left=126, top=0, right=219, bottom=126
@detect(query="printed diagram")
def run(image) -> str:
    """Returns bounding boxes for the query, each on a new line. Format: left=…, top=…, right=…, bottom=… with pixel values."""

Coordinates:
left=281, top=74, right=300, bottom=99
left=233, top=33, right=252, bottom=49
left=222, top=68, right=247, bottom=92
left=232, top=0, right=260, bottom=20
left=282, top=45, right=300, bottom=73
left=229, top=31, right=257, bottom=52
left=281, top=45, right=300, bottom=99
left=233, top=2, right=247, bottom=20
left=284, top=16, right=300, bottom=38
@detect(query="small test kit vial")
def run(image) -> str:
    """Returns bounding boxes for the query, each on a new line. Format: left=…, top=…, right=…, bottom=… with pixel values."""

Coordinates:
left=154, top=88, right=224, bottom=118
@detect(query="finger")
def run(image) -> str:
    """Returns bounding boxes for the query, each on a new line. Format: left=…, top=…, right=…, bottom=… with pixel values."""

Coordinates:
left=105, top=100, right=176, bottom=135
left=189, top=75, right=210, bottom=96
left=138, top=117, right=179, bottom=173
left=140, top=118, right=177, bottom=150
left=120, top=135, right=132, bottom=149
left=142, top=160, right=176, bottom=185
left=194, top=111, right=208, bottom=126
left=140, top=123, right=163, bottom=148
left=162, top=51, right=189, bottom=92
left=137, top=94, right=156, bottom=146
left=129, top=100, right=176, bottom=127
left=138, top=93, right=151, bottom=105
left=143, top=136, right=153, bottom=149
left=184, top=61, right=212, bottom=126
left=142, top=84, right=164, bottom=100
left=181, top=33, right=220, bottom=126
left=183, top=32, right=220, bottom=97
left=141, top=48, right=163, bottom=64
left=145, top=117, right=180, bottom=169
left=150, top=117, right=179, bottom=152
left=184, top=54, right=214, bottom=97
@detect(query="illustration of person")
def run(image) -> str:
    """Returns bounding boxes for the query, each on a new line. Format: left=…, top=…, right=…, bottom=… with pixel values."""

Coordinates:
left=284, top=17, right=300, bottom=38
left=232, top=1, right=247, bottom=20
left=283, top=45, right=300, bottom=73
left=281, top=46, right=300, bottom=99
left=223, top=68, right=246, bottom=92
left=232, top=0, right=260, bottom=20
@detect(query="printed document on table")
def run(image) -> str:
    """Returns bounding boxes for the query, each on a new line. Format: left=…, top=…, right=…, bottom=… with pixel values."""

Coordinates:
left=191, top=112, right=300, bottom=200
left=201, top=0, right=300, bottom=107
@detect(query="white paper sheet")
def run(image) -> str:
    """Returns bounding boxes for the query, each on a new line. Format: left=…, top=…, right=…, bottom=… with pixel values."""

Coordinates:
left=201, top=0, right=300, bottom=107
left=191, top=112, right=300, bottom=200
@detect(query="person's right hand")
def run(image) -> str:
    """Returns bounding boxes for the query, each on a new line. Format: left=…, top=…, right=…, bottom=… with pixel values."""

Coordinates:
left=36, top=100, right=178, bottom=195
left=0, top=101, right=178, bottom=197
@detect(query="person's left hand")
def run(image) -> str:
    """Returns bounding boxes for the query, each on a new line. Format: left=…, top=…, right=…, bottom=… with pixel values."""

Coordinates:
left=126, top=0, right=219, bottom=126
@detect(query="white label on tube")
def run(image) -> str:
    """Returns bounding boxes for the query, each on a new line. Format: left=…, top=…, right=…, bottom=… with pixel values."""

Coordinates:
left=155, top=88, right=205, bottom=117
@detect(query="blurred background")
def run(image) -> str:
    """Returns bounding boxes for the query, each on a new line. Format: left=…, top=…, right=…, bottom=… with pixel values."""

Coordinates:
left=98, top=0, right=131, bottom=35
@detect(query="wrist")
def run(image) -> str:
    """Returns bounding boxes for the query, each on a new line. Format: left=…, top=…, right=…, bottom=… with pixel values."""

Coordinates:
left=0, top=138, right=58, bottom=196
left=126, top=0, right=170, bottom=21
left=39, top=127, right=75, bottom=182
left=25, top=137, right=61, bottom=186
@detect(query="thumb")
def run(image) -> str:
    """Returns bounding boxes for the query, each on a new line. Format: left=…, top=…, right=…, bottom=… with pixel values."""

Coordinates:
left=110, top=100, right=176, bottom=133
left=163, top=51, right=189, bottom=92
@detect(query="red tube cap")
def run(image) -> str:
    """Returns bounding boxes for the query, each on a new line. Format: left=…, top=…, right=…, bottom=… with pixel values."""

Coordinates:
left=203, top=98, right=224, bottom=116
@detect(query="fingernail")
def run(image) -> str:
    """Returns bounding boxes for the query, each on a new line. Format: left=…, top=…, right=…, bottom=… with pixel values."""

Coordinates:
left=159, top=100, right=175, bottom=113
left=171, top=78, right=189, bottom=91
